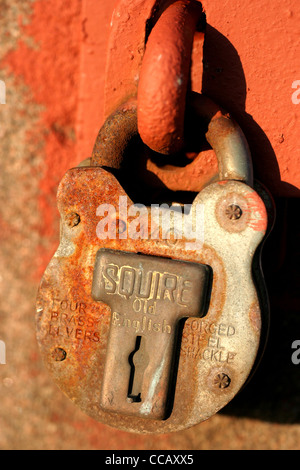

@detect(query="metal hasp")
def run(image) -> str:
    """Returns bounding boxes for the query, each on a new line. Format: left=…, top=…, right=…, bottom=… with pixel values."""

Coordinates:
left=137, top=0, right=205, bottom=154
left=92, top=249, right=211, bottom=420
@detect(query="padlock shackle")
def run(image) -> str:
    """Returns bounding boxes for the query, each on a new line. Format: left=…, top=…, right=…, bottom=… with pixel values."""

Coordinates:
left=91, top=99, right=138, bottom=171
left=91, top=95, right=253, bottom=187
left=187, top=92, right=253, bottom=186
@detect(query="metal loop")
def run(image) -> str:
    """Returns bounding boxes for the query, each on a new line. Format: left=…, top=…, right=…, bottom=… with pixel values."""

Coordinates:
left=91, top=100, right=138, bottom=170
left=137, top=0, right=205, bottom=155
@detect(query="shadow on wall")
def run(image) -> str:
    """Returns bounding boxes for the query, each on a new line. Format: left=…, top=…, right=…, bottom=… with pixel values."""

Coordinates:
left=201, top=25, right=300, bottom=198
left=222, top=197, right=300, bottom=424
left=201, top=25, right=300, bottom=424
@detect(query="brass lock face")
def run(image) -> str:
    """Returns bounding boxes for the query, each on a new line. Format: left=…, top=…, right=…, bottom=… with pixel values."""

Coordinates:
left=36, top=98, right=272, bottom=434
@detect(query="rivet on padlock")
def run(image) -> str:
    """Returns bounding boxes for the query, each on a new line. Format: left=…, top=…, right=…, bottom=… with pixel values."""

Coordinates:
left=36, top=92, right=272, bottom=434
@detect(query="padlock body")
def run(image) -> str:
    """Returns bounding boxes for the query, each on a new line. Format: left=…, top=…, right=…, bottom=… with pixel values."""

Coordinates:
left=36, top=166, right=269, bottom=434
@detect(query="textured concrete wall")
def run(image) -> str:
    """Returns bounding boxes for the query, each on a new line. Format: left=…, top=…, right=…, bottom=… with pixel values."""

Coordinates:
left=0, top=0, right=299, bottom=450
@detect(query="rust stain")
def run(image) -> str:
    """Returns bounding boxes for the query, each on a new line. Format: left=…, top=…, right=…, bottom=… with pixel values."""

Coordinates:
left=245, top=191, right=268, bottom=233
left=249, top=301, right=262, bottom=335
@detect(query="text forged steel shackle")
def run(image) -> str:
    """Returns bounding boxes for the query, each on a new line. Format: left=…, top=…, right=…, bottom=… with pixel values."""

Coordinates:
left=36, top=92, right=270, bottom=434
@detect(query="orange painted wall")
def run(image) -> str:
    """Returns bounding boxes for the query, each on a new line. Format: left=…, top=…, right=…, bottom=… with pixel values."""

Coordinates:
left=78, top=0, right=300, bottom=197
left=0, top=0, right=299, bottom=450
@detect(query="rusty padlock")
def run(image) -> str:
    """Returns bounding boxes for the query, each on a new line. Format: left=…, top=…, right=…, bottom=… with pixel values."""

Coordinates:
left=36, top=94, right=272, bottom=434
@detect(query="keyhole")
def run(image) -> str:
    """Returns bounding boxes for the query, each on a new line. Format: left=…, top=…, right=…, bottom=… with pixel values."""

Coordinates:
left=128, top=336, right=149, bottom=403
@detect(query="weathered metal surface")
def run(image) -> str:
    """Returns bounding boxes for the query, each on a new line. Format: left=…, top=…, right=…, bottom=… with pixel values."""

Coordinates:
left=36, top=91, right=269, bottom=432
left=102, top=0, right=205, bottom=121
left=103, top=0, right=159, bottom=119
left=92, top=94, right=253, bottom=190
left=36, top=166, right=268, bottom=433
left=92, top=100, right=138, bottom=169
left=37, top=92, right=267, bottom=433
left=92, top=249, right=211, bottom=420
left=137, top=0, right=205, bottom=154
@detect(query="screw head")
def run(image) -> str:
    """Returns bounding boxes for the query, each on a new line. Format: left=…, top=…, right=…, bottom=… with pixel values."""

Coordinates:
left=51, top=348, right=67, bottom=362
left=225, top=204, right=242, bottom=220
left=66, top=212, right=81, bottom=227
left=213, top=373, right=231, bottom=389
